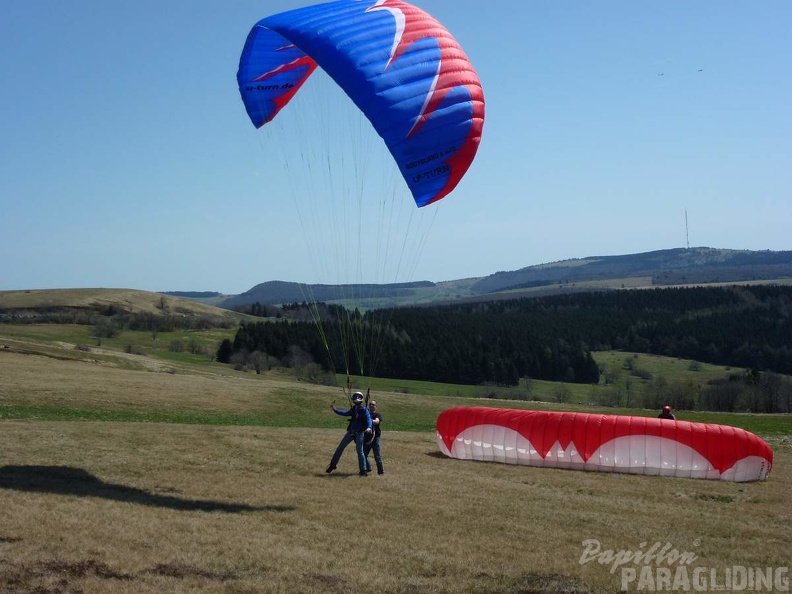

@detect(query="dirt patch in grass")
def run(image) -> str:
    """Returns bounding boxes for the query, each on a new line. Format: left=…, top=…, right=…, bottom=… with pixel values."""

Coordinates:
left=0, top=558, right=132, bottom=593
left=0, top=558, right=249, bottom=593
left=145, top=562, right=236, bottom=580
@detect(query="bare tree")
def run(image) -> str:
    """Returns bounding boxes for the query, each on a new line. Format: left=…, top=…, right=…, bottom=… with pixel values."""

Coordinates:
left=90, top=318, right=119, bottom=346
left=249, top=350, right=271, bottom=374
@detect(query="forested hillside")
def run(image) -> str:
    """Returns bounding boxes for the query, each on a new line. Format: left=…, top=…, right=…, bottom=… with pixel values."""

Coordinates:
left=221, top=280, right=435, bottom=309
left=438, top=284, right=792, bottom=375
left=224, top=285, right=792, bottom=386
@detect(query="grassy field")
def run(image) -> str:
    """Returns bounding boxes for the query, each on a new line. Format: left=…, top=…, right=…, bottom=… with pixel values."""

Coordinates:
left=2, top=330, right=791, bottom=436
left=2, top=326, right=791, bottom=592
left=0, top=319, right=769, bottom=409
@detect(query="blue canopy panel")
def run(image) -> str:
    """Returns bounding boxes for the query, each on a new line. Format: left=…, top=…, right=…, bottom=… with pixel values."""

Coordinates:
left=237, top=0, right=484, bottom=207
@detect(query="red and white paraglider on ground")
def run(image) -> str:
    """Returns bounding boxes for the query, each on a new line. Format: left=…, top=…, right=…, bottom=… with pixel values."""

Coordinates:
left=436, top=407, right=773, bottom=482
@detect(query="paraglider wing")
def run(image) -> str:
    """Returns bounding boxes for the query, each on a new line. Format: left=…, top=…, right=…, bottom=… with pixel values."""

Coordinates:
left=237, top=28, right=318, bottom=127
left=237, top=0, right=484, bottom=207
left=436, top=407, right=773, bottom=482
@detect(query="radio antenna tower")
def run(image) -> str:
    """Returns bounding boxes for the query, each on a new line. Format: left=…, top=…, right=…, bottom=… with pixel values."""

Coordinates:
left=685, top=208, right=690, bottom=249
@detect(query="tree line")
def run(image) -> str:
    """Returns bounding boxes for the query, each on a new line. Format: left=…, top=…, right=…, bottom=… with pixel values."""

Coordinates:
left=221, top=285, right=792, bottom=388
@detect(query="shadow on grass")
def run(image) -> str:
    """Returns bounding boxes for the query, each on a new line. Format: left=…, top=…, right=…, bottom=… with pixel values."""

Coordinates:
left=0, top=466, right=295, bottom=514
left=425, top=451, right=448, bottom=459
left=317, top=471, right=367, bottom=478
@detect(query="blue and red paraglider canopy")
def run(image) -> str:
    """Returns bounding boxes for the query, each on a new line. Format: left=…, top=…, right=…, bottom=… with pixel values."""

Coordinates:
left=237, top=0, right=484, bottom=208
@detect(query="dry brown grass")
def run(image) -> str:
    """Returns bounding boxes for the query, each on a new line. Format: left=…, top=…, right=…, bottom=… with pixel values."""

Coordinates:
left=0, top=349, right=304, bottom=415
left=0, top=288, right=240, bottom=320
left=1, top=348, right=790, bottom=593
left=1, top=421, right=789, bottom=593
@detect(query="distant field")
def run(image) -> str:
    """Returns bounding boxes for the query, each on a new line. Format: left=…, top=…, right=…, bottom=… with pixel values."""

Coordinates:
left=2, top=324, right=791, bottom=436
left=0, top=323, right=237, bottom=371
left=592, top=350, right=739, bottom=392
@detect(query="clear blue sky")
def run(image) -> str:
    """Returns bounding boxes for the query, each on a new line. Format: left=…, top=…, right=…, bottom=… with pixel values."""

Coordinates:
left=2, top=1, right=790, bottom=294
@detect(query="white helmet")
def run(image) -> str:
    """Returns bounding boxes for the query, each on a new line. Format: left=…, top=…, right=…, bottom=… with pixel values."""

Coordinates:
left=352, top=391, right=364, bottom=403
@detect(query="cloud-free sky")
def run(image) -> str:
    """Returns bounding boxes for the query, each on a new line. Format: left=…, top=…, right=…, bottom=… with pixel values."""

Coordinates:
left=2, top=1, right=789, bottom=294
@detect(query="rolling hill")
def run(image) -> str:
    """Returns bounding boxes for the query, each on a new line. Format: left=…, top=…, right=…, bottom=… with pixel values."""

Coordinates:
left=3, top=248, right=790, bottom=316
left=219, top=247, right=792, bottom=309
left=0, top=288, right=250, bottom=324
left=472, top=247, right=792, bottom=293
